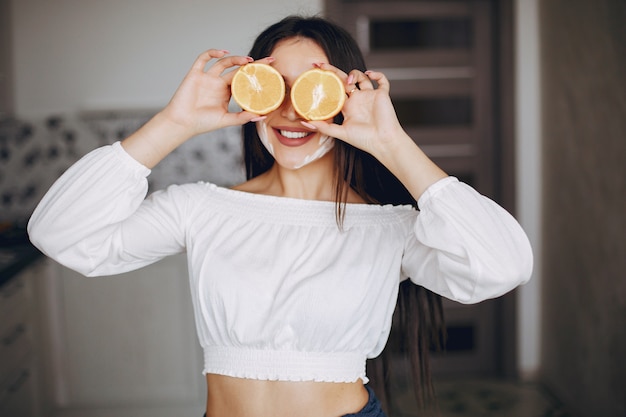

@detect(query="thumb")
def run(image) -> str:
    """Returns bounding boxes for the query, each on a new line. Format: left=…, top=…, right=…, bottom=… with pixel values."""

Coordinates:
left=223, top=112, right=265, bottom=128
left=300, top=121, right=346, bottom=142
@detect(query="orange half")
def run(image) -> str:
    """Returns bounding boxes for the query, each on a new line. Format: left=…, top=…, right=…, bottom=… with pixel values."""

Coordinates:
left=290, top=68, right=346, bottom=121
left=231, top=63, right=285, bottom=114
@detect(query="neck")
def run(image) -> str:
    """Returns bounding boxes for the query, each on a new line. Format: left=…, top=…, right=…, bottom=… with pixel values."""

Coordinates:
left=268, top=155, right=336, bottom=200
left=240, top=153, right=336, bottom=201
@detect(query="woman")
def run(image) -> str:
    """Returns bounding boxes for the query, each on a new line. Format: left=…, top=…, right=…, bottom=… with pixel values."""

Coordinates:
left=28, top=15, right=532, bottom=417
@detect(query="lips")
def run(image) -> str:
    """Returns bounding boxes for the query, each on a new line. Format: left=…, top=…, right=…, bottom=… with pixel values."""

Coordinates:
left=273, top=128, right=315, bottom=147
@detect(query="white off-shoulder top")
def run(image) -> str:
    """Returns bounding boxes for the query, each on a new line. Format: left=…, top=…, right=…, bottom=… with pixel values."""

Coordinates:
left=28, top=142, right=533, bottom=383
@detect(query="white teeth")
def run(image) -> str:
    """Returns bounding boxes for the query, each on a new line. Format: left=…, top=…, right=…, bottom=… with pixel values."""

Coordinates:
left=280, top=130, right=309, bottom=139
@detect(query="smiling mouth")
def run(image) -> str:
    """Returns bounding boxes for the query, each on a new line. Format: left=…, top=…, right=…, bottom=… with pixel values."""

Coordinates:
left=272, top=128, right=316, bottom=147
left=278, top=129, right=312, bottom=139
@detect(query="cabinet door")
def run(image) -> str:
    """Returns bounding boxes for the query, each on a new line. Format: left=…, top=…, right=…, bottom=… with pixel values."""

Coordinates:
left=336, top=0, right=495, bottom=195
left=0, top=263, right=40, bottom=417
left=328, top=0, right=513, bottom=377
left=0, top=366, right=37, bottom=417
left=37, top=255, right=206, bottom=417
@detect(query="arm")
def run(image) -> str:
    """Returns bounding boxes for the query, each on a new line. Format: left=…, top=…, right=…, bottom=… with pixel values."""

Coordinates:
left=307, top=66, right=532, bottom=301
left=28, top=50, right=264, bottom=275
left=402, top=177, right=533, bottom=303
left=303, top=66, right=447, bottom=201
left=27, top=143, right=191, bottom=276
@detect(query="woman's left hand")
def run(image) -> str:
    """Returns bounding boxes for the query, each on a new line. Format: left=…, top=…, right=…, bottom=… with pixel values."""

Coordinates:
left=302, top=64, right=411, bottom=161
left=303, top=64, right=448, bottom=200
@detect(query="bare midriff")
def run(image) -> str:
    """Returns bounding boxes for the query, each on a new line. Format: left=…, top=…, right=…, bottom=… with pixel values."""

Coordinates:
left=205, top=373, right=369, bottom=417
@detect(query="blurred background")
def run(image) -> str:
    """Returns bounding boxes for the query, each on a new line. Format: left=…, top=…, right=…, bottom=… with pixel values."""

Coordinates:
left=0, top=0, right=624, bottom=416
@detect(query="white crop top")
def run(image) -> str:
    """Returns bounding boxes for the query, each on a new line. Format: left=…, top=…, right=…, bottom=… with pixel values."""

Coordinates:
left=28, top=142, right=533, bottom=383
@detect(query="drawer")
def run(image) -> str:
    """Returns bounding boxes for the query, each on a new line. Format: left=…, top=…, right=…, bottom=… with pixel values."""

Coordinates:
left=0, top=365, right=36, bottom=417
left=0, top=317, right=32, bottom=379
left=0, top=275, right=29, bottom=319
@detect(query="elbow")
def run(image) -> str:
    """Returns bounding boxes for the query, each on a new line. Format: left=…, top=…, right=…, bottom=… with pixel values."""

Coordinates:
left=466, top=248, right=534, bottom=304
left=494, top=255, right=534, bottom=297
left=507, top=234, right=535, bottom=288
left=471, top=224, right=535, bottom=303
left=27, top=218, right=54, bottom=258
left=443, top=242, right=534, bottom=304
left=27, top=220, right=98, bottom=277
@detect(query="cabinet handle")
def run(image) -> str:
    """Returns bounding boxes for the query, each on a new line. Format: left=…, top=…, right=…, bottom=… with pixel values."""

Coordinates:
left=2, top=323, right=26, bottom=346
left=7, top=369, right=30, bottom=393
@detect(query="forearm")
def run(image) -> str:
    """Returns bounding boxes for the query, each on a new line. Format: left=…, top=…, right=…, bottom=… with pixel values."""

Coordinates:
left=121, top=50, right=261, bottom=168
left=375, top=131, right=448, bottom=202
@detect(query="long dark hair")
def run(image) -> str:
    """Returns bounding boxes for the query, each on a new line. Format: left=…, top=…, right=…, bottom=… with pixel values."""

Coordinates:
left=243, top=15, right=445, bottom=413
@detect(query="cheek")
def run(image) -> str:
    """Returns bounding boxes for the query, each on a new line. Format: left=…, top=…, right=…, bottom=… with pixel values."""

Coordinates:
left=256, top=121, right=275, bottom=157
left=293, top=135, right=335, bottom=170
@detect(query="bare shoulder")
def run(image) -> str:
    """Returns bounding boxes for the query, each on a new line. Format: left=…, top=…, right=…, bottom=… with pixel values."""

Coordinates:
left=230, top=175, right=272, bottom=194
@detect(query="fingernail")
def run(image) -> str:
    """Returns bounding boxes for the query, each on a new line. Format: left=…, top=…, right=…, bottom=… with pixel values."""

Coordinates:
left=250, top=116, right=266, bottom=122
left=347, top=74, right=354, bottom=84
left=266, top=57, right=276, bottom=63
left=364, top=70, right=373, bottom=75
left=246, top=56, right=254, bottom=62
left=221, top=49, right=230, bottom=54
left=301, top=121, right=317, bottom=130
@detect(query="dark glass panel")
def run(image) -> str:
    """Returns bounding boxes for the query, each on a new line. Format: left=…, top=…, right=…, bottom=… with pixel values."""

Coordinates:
left=443, top=324, right=475, bottom=352
left=394, top=97, right=472, bottom=127
left=370, top=18, right=472, bottom=51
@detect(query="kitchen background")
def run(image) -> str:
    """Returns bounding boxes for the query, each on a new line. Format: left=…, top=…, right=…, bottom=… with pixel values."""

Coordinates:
left=0, top=112, right=245, bottom=222
left=0, top=0, right=624, bottom=417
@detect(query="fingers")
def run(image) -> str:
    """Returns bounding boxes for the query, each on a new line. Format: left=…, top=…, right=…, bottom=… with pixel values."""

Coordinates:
left=222, top=56, right=275, bottom=84
left=192, top=49, right=276, bottom=78
left=314, top=63, right=390, bottom=97
left=191, top=49, right=231, bottom=72
left=222, top=112, right=266, bottom=127
left=205, top=54, right=254, bottom=77
left=300, top=120, right=345, bottom=141
left=363, top=70, right=390, bottom=93
left=347, top=70, right=374, bottom=92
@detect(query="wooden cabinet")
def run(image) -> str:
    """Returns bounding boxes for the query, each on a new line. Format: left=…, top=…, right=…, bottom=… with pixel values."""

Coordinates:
left=0, top=261, right=42, bottom=417
left=327, top=0, right=517, bottom=377
left=0, top=0, right=14, bottom=119
left=35, top=254, right=206, bottom=417
left=330, top=0, right=497, bottom=196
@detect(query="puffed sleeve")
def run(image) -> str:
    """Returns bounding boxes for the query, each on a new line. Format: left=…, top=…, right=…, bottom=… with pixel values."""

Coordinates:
left=401, top=177, right=533, bottom=304
left=28, top=142, right=187, bottom=277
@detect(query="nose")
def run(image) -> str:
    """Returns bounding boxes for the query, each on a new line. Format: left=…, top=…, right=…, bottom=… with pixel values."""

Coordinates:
left=280, top=96, right=301, bottom=121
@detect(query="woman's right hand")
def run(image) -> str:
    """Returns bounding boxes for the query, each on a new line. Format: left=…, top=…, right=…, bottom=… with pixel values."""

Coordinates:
left=162, top=49, right=266, bottom=137
left=122, top=50, right=267, bottom=168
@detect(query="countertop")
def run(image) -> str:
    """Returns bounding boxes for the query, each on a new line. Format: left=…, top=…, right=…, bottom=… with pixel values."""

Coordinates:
left=0, top=224, right=43, bottom=287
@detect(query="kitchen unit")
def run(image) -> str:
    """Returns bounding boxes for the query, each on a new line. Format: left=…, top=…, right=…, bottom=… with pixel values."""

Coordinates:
left=0, top=222, right=206, bottom=417
left=0, top=225, right=43, bottom=416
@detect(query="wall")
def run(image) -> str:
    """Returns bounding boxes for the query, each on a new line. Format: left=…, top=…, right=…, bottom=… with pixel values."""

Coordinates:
left=12, top=0, right=322, bottom=117
left=2, top=0, right=322, bottom=222
left=0, top=0, right=13, bottom=117
left=514, top=0, right=542, bottom=379
left=540, top=0, right=626, bottom=416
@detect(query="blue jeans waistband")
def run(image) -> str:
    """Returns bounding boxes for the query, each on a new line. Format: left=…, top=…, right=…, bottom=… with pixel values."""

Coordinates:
left=342, top=385, right=387, bottom=417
